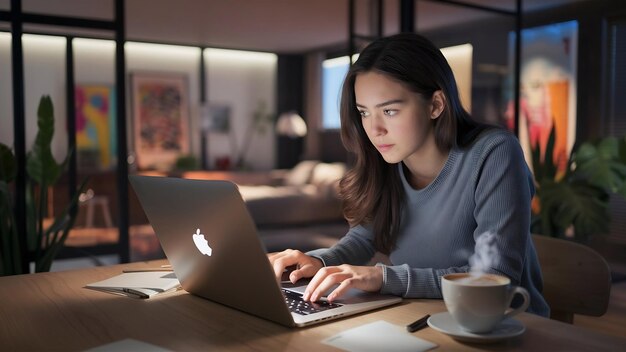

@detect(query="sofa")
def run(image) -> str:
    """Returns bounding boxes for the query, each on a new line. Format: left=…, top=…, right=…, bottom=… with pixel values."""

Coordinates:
left=131, top=160, right=349, bottom=253
left=237, top=160, right=347, bottom=227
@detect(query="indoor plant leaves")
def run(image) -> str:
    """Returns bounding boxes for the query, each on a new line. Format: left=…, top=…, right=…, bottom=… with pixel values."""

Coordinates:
left=0, top=95, right=84, bottom=275
left=531, top=126, right=626, bottom=240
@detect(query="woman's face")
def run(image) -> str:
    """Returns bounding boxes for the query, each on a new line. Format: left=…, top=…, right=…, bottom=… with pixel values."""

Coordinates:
left=354, top=71, right=437, bottom=164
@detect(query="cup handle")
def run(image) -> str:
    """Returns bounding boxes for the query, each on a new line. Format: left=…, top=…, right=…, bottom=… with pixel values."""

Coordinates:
left=503, top=286, right=530, bottom=319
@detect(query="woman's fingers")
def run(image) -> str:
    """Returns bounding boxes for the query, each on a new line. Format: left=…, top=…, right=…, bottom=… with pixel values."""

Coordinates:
left=268, top=250, right=299, bottom=280
left=289, top=262, right=318, bottom=283
left=267, top=249, right=322, bottom=282
left=310, top=272, right=351, bottom=302
left=303, top=266, right=337, bottom=300
left=304, top=265, right=384, bottom=302
left=327, top=279, right=353, bottom=302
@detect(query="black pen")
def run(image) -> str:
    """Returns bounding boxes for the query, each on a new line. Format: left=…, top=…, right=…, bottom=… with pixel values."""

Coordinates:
left=406, top=314, right=431, bottom=333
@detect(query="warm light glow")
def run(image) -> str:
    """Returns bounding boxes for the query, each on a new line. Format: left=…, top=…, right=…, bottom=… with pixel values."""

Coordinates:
left=126, top=41, right=201, bottom=58
left=73, top=38, right=115, bottom=52
left=276, top=111, right=307, bottom=138
left=441, top=43, right=473, bottom=112
left=440, top=43, right=473, bottom=60
left=323, top=56, right=350, bottom=68
left=22, top=33, right=66, bottom=48
left=322, top=54, right=359, bottom=68
left=205, top=48, right=277, bottom=64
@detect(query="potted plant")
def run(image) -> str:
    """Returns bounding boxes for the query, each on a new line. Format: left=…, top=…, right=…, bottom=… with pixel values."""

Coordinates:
left=531, top=127, right=626, bottom=240
left=0, top=95, right=85, bottom=275
left=234, top=101, right=274, bottom=170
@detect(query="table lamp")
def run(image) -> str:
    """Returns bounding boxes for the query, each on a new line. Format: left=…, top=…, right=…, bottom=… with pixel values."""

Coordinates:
left=276, top=111, right=307, bottom=138
left=276, top=111, right=307, bottom=169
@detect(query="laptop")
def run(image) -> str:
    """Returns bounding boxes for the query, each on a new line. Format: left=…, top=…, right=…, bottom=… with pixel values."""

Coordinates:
left=129, top=175, right=401, bottom=327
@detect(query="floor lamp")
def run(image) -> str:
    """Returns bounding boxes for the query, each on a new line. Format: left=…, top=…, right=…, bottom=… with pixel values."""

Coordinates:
left=276, top=111, right=307, bottom=169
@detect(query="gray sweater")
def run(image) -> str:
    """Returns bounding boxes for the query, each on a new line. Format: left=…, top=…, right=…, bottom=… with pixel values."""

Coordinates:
left=310, top=129, right=550, bottom=317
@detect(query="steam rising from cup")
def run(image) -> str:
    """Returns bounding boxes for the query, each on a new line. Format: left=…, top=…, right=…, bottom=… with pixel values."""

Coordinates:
left=469, top=231, right=499, bottom=275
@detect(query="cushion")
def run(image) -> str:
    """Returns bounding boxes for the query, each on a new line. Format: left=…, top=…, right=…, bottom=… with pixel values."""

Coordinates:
left=284, top=160, right=319, bottom=186
left=310, top=162, right=346, bottom=197
left=238, top=184, right=343, bottom=226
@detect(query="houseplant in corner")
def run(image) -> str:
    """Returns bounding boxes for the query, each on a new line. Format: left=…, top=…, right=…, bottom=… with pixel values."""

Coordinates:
left=234, top=101, right=274, bottom=170
left=0, top=95, right=86, bottom=275
left=531, top=127, right=626, bottom=240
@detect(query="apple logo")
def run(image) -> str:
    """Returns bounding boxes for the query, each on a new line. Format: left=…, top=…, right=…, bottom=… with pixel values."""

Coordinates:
left=192, top=228, right=212, bottom=256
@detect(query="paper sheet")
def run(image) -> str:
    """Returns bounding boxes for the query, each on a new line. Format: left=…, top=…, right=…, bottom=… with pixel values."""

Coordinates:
left=322, top=320, right=437, bottom=352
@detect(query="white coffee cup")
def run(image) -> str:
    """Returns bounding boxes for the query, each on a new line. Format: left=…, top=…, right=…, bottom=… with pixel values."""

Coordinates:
left=441, top=273, right=530, bottom=333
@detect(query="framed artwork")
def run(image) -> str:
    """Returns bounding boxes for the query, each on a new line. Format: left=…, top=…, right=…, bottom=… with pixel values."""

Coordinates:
left=209, top=104, right=231, bottom=133
left=131, top=73, right=190, bottom=170
left=75, top=84, right=116, bottom=170
left=506, top=21, right=578, bottom=174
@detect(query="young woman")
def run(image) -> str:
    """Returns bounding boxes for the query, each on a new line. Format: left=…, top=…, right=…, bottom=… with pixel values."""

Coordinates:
left=269, top=33, right=549, bottom=316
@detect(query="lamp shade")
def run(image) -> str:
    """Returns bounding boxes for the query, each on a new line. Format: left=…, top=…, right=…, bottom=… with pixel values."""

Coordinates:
left=276, top=111, right=307, bottom=138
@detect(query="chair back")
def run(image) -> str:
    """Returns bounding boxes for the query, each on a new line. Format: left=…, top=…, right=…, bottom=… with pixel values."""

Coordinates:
left=532, top=235, right=611, bottom=323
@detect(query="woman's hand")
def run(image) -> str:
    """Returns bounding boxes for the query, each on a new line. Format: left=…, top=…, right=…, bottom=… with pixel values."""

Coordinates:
left=268, top=249, right=324, bottom=283
left=303, top=264, right=383, bottom=303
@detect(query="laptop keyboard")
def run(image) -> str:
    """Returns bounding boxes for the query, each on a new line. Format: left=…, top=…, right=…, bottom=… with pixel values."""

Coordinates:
left=282, top=289, right=342, bottom=315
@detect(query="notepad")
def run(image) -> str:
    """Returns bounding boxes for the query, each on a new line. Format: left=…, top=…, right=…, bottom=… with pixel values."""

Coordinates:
left=322, top=320, right=437, bottom=352
left=86, top=271, right=180, bottom=299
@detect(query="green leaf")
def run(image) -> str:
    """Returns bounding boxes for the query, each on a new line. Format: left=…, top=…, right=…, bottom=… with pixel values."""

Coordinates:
left=543, top=126, right=557, bottom=180
left=574, top=143, right=596, bottom=164
left=36, top=179, right=87, bottom=272
left=574, top=137, right=626, bottom=193
left=25, top=183, right=38, bottom=253
left=539, top=179, right=609, bottom=237
left=531, top=138, right=542, bottom=182
left=616, top=177, right=626, bottom=198
left=1, top=95, right=87, bottom=275
left=0, top=144, right=16, bottom=183
left=530, top=126, right=558, bottom=183
left=618, top=137, right=626, bottom=165
left=531, top=129, right=626, bottom=241
left=26, top=96, right=62, bottom=186
left=0, top=181, right=22, bottom=275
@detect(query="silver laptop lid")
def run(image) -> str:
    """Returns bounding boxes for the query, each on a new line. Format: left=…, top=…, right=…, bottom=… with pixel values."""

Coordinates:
left=129, top=175, right=294, bottom=327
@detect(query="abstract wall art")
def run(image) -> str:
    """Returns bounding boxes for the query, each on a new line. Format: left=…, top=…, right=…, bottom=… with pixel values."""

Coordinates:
left=131, top=73, right=190, bottom=171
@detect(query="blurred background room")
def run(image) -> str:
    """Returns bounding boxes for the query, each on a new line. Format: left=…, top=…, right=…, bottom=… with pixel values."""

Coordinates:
left=1, top=0, right=625, bottom=336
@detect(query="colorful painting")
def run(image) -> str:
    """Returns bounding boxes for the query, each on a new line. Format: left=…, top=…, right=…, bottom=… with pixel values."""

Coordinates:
left=505, top=21, right=578, bottom=174
left=131, top=73, right=190, bottom=171
left=75, top=85, right=116, bottom=170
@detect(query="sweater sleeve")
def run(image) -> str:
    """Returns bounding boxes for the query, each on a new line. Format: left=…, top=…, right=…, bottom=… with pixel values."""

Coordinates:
left=472, top=134, right=533, bottom=286
left=307, top=225, right=377, bottom=266
left=378, top=264, right=470, bottom=298
left=379, top=133, right=534, bottom=298
left=311, top=227, right=473, bottom=298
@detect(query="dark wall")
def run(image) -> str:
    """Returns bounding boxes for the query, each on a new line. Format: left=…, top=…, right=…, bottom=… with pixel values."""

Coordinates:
left=522, top=0, right=626, bottom=141
left=310, top=0, right=626, bottom=164
left=423, top=0, right=626, bottom=142
left=423, top=14, right=512, bottom=126
left=276, top=54, right=305, bottom=169
left=320, top=130, right=349, bottom=163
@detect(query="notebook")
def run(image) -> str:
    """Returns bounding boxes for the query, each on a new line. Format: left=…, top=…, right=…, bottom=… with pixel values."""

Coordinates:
left=128, top=175, right=401, bottom=327
left=86, top=271, right=180, bottom=299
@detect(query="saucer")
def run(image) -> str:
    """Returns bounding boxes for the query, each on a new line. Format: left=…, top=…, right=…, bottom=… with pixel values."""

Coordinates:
left=427, top=312, right=525, bottom=344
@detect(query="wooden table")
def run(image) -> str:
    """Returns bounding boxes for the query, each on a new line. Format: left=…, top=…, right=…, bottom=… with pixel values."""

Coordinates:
left=1, top=260, right=624, bottom=351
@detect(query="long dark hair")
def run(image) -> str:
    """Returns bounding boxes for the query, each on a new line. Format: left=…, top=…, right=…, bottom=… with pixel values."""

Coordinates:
left=338, top=32, right=485, bottom=254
